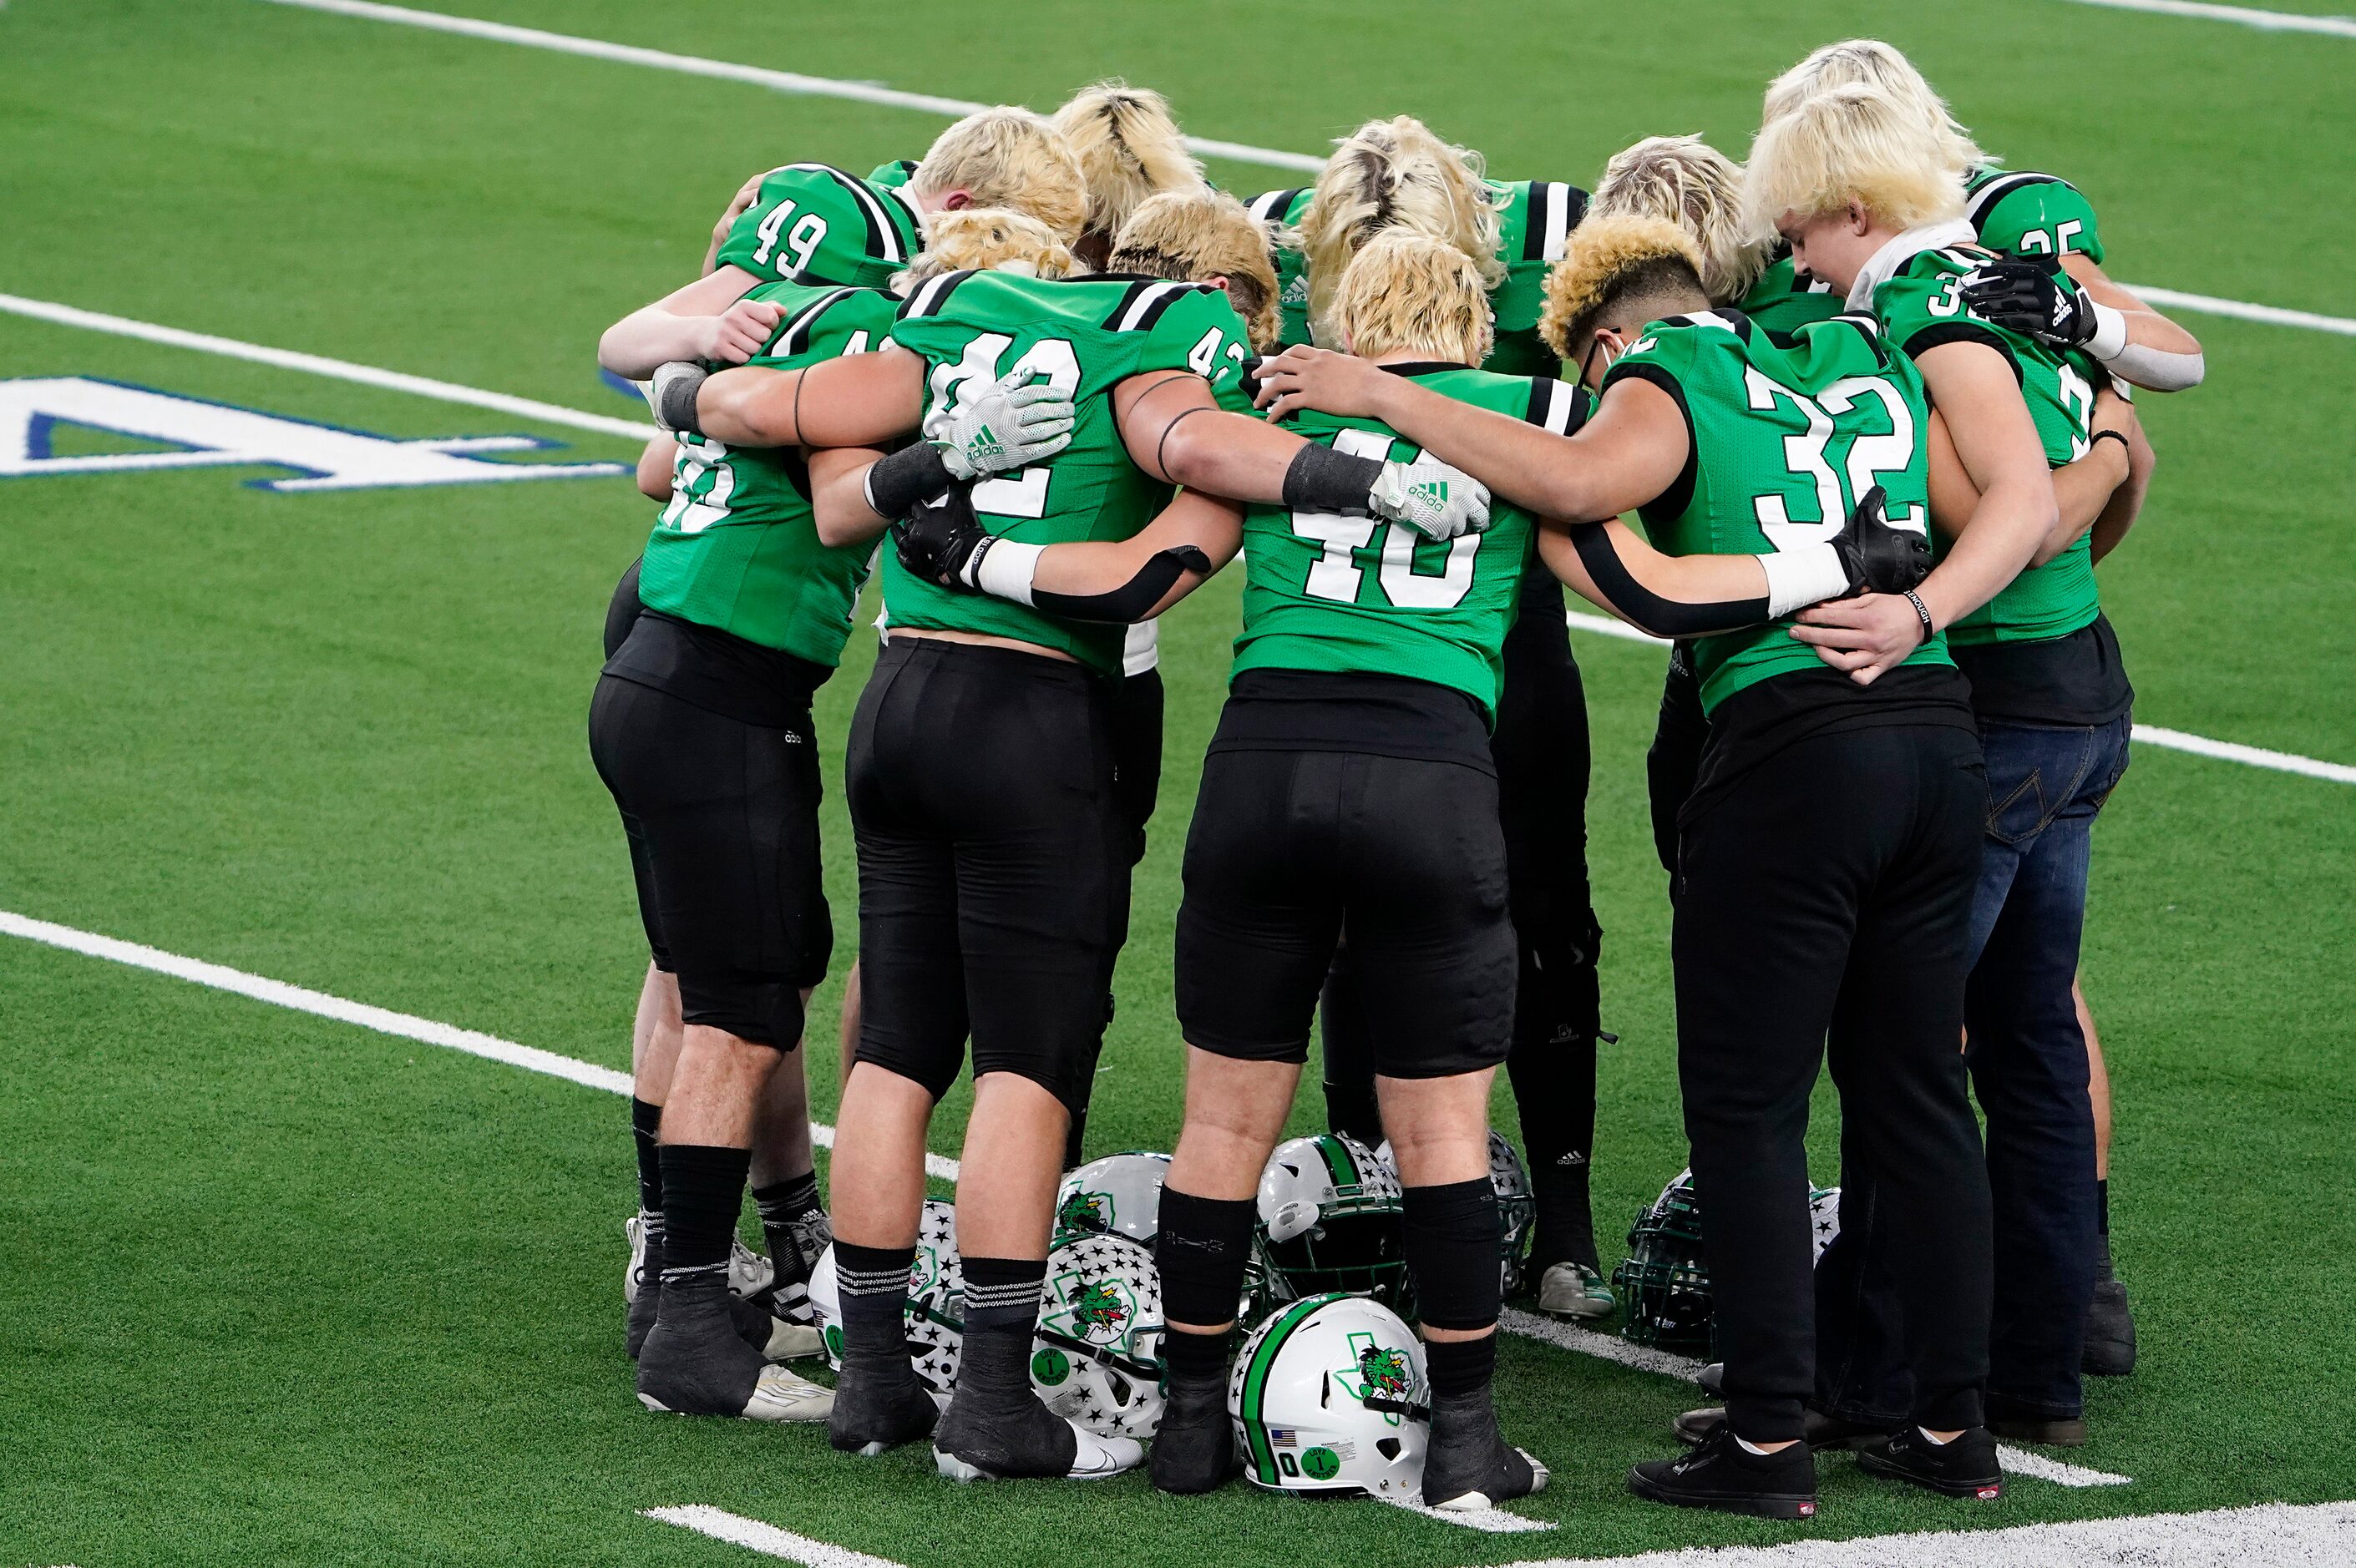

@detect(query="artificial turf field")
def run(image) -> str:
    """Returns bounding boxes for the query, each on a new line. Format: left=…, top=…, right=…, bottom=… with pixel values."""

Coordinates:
left=3, top=0, right=2353, bottom=1563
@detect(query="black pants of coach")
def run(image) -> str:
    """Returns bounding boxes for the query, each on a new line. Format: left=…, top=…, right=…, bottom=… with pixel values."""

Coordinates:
left=1675, top=721, right=1994, bottom=1443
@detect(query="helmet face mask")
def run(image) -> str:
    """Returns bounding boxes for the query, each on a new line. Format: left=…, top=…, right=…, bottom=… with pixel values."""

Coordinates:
left=1229, top=1292, right=1430, bottom=1498
left=1613, top=1171, right=1847, bottom=1353
left=1256, top=1134, right=1410, bottom=1313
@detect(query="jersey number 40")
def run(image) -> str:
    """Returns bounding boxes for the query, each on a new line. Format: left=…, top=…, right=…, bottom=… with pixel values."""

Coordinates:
left=1290, top=428, right=1480, bottom=610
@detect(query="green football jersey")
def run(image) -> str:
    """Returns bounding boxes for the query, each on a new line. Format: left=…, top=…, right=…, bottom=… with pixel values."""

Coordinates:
left=1871, top=244, right=2105, bottom=646
left=867, top=158, right=920, bottom=190
left=1607, top=308, right=1948, bottom=712
left=1244, top=180, right=1583, bottom=376
left=715, top=164, right=923, bottom=289
left=1965, top=166, right=2105, bottom=265
left=884, top=271, right=1259, bottom=677
left=636, top=283, right=896, bottom=668
left=1736, top=254, right=1845, bottom=336
left=1232, top=366, right=1588, bottom=716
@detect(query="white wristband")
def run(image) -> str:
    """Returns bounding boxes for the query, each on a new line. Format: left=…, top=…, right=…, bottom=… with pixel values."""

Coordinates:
left=972, top=538, right=1044, bottom=606
left=1762, top=543, right=1852, bottom=618
left=2085, top=301, right=2131, bottom=361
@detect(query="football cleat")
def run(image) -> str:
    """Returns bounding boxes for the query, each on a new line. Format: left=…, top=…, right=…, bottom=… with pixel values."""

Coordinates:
left=1421, top=1388, right=1548, bottom=1512
left=933, top=1395, right=1143, bottom=1482
left=828, top=1361, right=945, bottom=1457
left=1147, top=1374, right=1235, bottom=1495
left=622, top=1212, right=772, bottom=1304
left=1536, top=1261, right=1615, bottom=1321
left=636, top=1282, right=833, bottom=1422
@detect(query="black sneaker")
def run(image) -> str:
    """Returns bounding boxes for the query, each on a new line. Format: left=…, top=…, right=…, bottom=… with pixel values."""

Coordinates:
left=827, top=1357, right=941, bottom=1456
left=636, top=1280, right=832, bottom=1421
left=2084, top=1277, right=2137, bottom=1377
left=1672, top=1406, right=1891, bottom=1450
left=1421, top=1388, right=1548, bottom=1512
left=1697, top=1361, right=1725, bottom=1399
left=1856, top=1425, right=2004, bottom=1500
left=1629, top=1426, right=1817, bottom=1520
left=1149, top=1375, right=1237, bottom=1495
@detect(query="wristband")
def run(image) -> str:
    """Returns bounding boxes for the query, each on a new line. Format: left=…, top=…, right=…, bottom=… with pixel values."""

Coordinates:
left=864, top=443, right=955, bottom=520
left=1281, top=443, right=1386, bottom=514
left=2088, top=428, right=2131, bottom=461
left=1761, top=543, right=1852, bottom=618
left=1903, top=589, right=1935, bottom=646
left=972, top=538, right=1043, bottom=604
left=2085, top=300, right=2131, bottom=361
left=648, top=362, right=709, bottom=436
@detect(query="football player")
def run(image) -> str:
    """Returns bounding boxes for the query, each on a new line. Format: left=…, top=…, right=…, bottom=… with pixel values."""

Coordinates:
left=1751, top=75, right=2149, bottom=1444
left=1766, top=38, right=2185, bottom=1378
left=899, top=230, right=1925, bottom=1509
left=651, top=193, right=1488, bottom=1481
left=1252, top=115, right=1616, bottom=1323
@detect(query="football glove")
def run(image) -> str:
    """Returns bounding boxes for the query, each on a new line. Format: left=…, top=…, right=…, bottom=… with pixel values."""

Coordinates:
left=891, top=487, right=994, bottom=591
left=1828, top=485, right=1932, bottom=598
left=933, top=368, right=1077, bottom=480
left=646, top=361, right=710, bottom=435
left=1962, top=255, right=2097, bottom=347
left=1368, top=455, right=1492, bottom=541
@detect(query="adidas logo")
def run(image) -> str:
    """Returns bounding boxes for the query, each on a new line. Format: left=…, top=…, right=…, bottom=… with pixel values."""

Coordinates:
left=970, top=422, right=1006, bottom=463
left=1282, top=275, right=1309, bottom=304
left=1411, top=479, right=1448, bottom=505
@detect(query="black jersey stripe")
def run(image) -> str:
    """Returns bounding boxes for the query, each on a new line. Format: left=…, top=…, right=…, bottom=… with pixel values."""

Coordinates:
left=1107, top=279, right=1210, bottom=333
left=1522, top=182, right=1583, bottom=262
left=773, top=287, right=860, bottom=357
left=1247, top=187, right=1305, bottom=225
left=783, top=162, right=906, bottom=263
left=1523, top=376, right=1583, bottom=435
left=899, top=269, right=978, bottom=320
left=1965, top=169, right=2071, bottom=227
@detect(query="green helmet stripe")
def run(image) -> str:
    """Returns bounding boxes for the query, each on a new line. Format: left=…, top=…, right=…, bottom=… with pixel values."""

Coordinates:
left=1312, top=1136, right=1358, bottom=1190
left=1237, top=1296, right=1330, bottom=1485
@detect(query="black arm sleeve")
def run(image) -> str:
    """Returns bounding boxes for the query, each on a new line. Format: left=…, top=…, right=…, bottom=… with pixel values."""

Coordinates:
left=1281, top=443, right=1383, bottom=513
left=863, top=442, right=955, bottom=521
left=1567, top=524, right=1769, bottom=638
left=1029, top=547, right=1213, bottom=624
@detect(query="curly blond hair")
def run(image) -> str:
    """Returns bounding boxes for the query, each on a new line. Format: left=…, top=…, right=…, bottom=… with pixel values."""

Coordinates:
left=1762, top=38, right=1989, bottom=176
left=1329, top=230, right=1494, bottom=367
left=1051, top=79, right=1206, bottom=244
left=911, top=108, right=1089, bottom=243
left=895, top=208, right=1077, bottom=290
left=1538, top=215, right=1706, bottom=361
left=1294, top=115, right=1507, bottom=349
left=1592, top=134, right=1771, bottom=306
left=1745, top=82, right=1968, bottom=235
left=1105, top=190, right=1284, bottom=351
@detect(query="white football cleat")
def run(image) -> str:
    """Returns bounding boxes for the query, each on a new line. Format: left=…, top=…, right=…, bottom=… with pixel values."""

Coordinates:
left=1426, top=1448, right=1549, bottom=1512
left=933, top=1419, right=1144, bottom=1483
left=640, top=1362, right=833, bottom=1424
left=1536, top=1261, right=1615, bottom=1321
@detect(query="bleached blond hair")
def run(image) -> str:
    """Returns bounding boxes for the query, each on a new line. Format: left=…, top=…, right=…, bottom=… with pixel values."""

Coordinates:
left=1743, top=82, right=1968, bottom=235
left=1295, top=116, right=1507, bottom=348
left=1538, top=215, right=1706, bottom=362
left=1051, top=80, right=1207, bottom=242
left=1330, top=230, right=1494, bottom=367
left=895, top=208, right=1076, bottom=291
left=911, top=108, right=1089, bottom=243
left=1105, top=190, right=1284, bottom=351
left=1762, top=38, right=1989, bottom=176
left=1592, top=135, right=1772, bottom=307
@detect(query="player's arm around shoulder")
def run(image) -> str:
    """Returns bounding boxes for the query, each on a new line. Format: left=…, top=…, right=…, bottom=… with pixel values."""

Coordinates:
left=693, top=345, right=928, bottom=450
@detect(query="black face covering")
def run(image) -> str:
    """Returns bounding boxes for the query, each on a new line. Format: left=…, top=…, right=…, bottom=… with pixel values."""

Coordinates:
left=1579, top=331, right=1617, bottom=392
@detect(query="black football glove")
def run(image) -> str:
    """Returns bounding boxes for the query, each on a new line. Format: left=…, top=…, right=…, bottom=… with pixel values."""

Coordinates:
left=890, top=485, right=994, bottom=592
left=1962, top=255, right=2097, bottom=346
left=1829, top=484, right=1932, bottom=598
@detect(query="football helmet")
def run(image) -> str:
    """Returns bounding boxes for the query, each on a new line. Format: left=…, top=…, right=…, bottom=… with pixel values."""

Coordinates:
left=805, top=1197, right=965, bottom=1395
left=1809, top=1184, right=1842, bottom=1262
left=624, top=1211, right=772, bottom=1303
left=1229, top=1292, right=1428, bottom=1498
left=1054, top=1151, right=1173, bottom=1246
left=1256, top=1132, right=1407, bottom=1309
left=1370, top=1131, right=1536, bottom=1294
left=1614, top=1172, right=1847, bottom=1351
left=1030, top=1230, right=1164, bottom=1439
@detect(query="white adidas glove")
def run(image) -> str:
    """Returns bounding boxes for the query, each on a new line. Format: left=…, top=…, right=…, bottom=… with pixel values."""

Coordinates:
left=1369, top=456, right=1492, bottom=541
left=932, top=369, right=1077, bottom=480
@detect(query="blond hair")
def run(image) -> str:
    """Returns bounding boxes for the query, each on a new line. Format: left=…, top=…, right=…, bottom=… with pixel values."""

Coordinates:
left=1591, top=134, right=1771, bottom=306
left=1330, top=230, right=1494, bottom=367
left=896, top=208, right=1076, bottom=290
left=1106, top=190, right=1284, bottom=351
left=1538, top=215, right=1706, bottom=361
left=1762, top=38, right=1989, bottom=176
left=1051, top=79, right=1206, bottom=242
left=911, top=108, right=1089, bottom=243
left=1295, top=116, right=1507, bottom=348
left=1744, top=82, right=1968, bottom=234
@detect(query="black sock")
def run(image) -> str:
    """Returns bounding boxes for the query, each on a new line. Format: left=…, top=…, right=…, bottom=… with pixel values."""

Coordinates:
left=2096, top=1178, right=2110, bottom=1235
left=1529, top=1159, right=1597, bottom=1272
left=833, top=1240, right=915, bottom=1363
left=1163, top=1326, right=1228, bottom=1386
left=631, top=1098, right=664, bottom=1216
left=1401, top=1178, right=1502, bottom=1332
left=1425, top=1333, right=1497, bottom=1399
left=657, top=1144, right=750, bottom=1286
left=752, top=1172, right=823, bottom=1282
left=958, top=1257, right=1048, bottom=1401
left=1156, top=1189, right=1259, bottom=1328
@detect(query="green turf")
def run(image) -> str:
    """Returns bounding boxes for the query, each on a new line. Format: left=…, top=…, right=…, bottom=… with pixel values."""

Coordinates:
left=2, top=1, right=2353, bottom=1564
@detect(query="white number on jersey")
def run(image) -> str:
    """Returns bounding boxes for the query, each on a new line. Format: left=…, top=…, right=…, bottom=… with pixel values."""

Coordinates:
left=660, top=434, right=737, bottom=534
left=2056, top=362, right=2095, bottom=458
left=920, top=332, right=1084, bottom=519
left=2015, top=219, right=2085, bottom=257
left=1289, top=427, right=1479, bottom=609
left=752, top=200, right=828, bottom=278
left=1743, top=368, right=1923, bottom=548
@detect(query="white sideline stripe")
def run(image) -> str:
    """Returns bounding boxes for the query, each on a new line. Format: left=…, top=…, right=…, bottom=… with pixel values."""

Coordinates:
left=1381, top=1493, right=1554, bottom=1534
left=0, top=291, right=656, bottom=443
left=1493, top=1309, right=2131, bottom=1489
left=0, top=909, right=960, bottom=1181
left=250, top=0, right=1325, bottom=172
left=1498, top=1500, right=2356, bottom=1567
left=2060, top=0, right=2356, bottom=38
left=2120, top=284, right=2356, bottom=336
left=645, top=1507, right=908, bottom=1568
left=1562, top=612, right=2355, bottom=787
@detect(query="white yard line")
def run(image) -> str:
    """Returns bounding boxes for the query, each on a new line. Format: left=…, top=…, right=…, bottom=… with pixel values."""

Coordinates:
left=644, top=1508, right=909, bottom=1568
left=2060, top=0, right=2356, bottom=38
left=1380, top=1493, right=1554, bottom=1534
left=2125, top=286, right=2356, bottom=336
left=249, top=0, right=1325, bottom=172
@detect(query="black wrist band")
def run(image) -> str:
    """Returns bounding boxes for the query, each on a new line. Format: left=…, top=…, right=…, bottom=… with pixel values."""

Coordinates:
left=1903, top=589, right=1935, bottom=645
left=654, top=364, right=709, bottom=435
left=1282, top=443, right=1385, bottom=513
left=2088, top=428, right=2130, bottom=459
left=864, top=443, right=955, bottom=520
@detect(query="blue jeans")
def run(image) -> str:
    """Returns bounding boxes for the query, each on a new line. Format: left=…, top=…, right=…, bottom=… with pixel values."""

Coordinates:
left=1816, top=713, right=2131, bottom=1423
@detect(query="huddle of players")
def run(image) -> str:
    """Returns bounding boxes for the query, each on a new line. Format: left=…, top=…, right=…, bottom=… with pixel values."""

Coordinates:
left=592, top=37, right=2195, bottom=1519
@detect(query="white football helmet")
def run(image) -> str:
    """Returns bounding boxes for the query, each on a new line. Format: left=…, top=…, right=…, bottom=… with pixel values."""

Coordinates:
left=1809, top=1185, right=1842, bottom=1262
left=1228, top=1292, right=1428, bottom=1497
left=804, top=1197, right=965, bottom=1394
left=1257, top=1132, right=1407, bottom=1309
left=1054, top=1151, right=1173, bottom=1246
left=1030, top=1231, right=1165, bottom=1439
left=624, top=1211, right=773, bottom=1303
left=1367, top=1130, right=1534, bottom=1295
